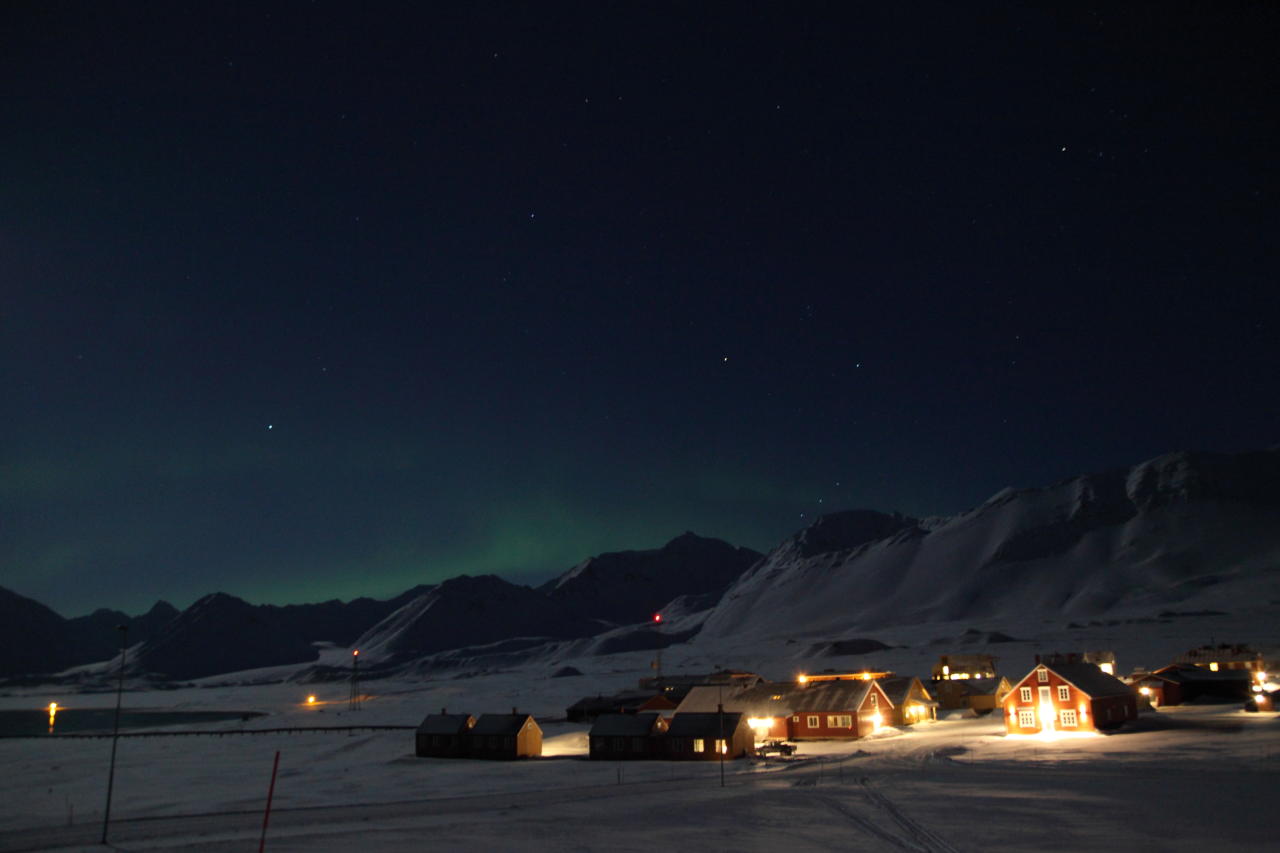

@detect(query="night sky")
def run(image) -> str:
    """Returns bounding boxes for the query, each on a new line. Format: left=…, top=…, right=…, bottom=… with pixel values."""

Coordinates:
left=4, top=3, right=1277, bottom=617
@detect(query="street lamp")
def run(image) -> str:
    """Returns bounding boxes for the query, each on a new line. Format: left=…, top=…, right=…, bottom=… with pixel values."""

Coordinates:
left=101, top=624, right=128, bottom=845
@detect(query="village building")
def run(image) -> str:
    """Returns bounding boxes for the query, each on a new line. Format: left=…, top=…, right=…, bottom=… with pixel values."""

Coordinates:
left=467, top=712, right=543, bottom=759
left=1003, top=661, right=1137, bottom=734
left=587, top=712, right=668, bottom=760
left=663, top=711, right=754, bottom=760
left=1173, top=644, right=1264, bottom=674
left=566, top=691, right=677, bottom=723
left=878, top=676, right=939, bottom=726
left=637, top=670, right=764, bottom=704
left=931, top=676, right=1012, bottom=713
left=414, top=711, right=475, bottom=757
left=675, top=677, right=894, bottom=740
left=930, top=654, right=998, bottom=681
left=1042, top=650, right=1117, bottom=675
left=1130, top=665, right=1254, bottom=707
left=787, top=679, right=894, bottom=739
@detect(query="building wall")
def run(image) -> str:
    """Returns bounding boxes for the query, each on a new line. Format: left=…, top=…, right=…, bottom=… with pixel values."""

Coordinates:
left=1003, top=667, right=1136, bottom=734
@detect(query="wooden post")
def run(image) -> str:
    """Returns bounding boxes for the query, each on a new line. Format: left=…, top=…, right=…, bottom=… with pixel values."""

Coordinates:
left=259, top=750, right=281, bottom=853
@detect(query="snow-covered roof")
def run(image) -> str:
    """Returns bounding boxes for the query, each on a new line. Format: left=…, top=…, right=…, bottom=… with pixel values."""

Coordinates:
left=1030, top=662, right=1133, bottom=698
left=879, top=676, right=939, bottom=705
left=415, top=713, right=474, bottom=734
left=589, top=713, right=665, bottom=738
left=472, top=713, right=539, bottom=735
left=789, top=679, right=888, bottom=711
left=666, top=711, right=745, bottom=738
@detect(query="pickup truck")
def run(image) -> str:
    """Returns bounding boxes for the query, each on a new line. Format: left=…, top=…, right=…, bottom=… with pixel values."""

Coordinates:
left=756, top=740, right=797, bottom=756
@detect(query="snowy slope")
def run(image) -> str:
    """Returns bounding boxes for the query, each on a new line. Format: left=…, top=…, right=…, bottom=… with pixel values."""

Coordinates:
left=540, top=532, right=761, bottom=626
left=699, top=449, right=1280, bottom=643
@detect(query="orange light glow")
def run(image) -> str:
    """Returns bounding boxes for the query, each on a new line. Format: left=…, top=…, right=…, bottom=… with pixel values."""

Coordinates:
left=306, top=695, right=317, bottom=705
left=352, top=649, right=360, bottom=657
left=797, top=674, right=808, bottom=685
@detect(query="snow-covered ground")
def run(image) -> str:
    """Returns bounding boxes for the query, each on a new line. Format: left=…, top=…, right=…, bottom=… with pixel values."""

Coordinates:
left=1, top=609, right=1277, bottom=851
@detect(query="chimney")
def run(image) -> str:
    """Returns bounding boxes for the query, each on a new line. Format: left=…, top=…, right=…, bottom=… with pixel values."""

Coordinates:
left=1034, top=654, right=1041, bottom=664
left=512, top=707, right=518, bottom=716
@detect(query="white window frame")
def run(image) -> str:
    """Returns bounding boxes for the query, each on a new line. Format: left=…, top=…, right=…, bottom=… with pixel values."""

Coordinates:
left=826, top=714, right=852, bottom=728
left=1017, top=709, right=1036, bottom=728
left=1037, top=668, right=1049, bottom=682
left=1019, top=686, right=1033, bottom=703
left=1057, top=685, right=1070, bottom=702
left=870, top=693, right=878, bottom=707
left=807, top=715, right=819, bottom=728
left=1059, top=709, right=1078, bottom=727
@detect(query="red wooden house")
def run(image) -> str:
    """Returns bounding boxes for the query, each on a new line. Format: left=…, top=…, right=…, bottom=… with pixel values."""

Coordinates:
left=1003, top=661, right=1137, bottom=735
left=674, top=678, right=894, bottom=740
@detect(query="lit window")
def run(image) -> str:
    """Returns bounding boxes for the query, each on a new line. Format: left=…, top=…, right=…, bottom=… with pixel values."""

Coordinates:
left=807, top=715, right=819, bottom=728
left=826, top=715, right=852, bottom=728
left=870, top=693, right=878, bottom=707
left=1057, top=685, right=1070, bottom=702
left=1019, top=687, right=1033, bottom=703
left=1059, top=709, right=1078, bottom=727
left=715, top=739, right=727, bottom=754
left=693, top=738, right=705, bottom=752
left=1037, top=669, right=1048, bottom=683
left=1017, top=709, right=1036, bottom=728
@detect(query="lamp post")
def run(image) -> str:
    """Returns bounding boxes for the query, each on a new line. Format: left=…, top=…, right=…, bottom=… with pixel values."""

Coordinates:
left=718, top=685, right=725, bottom=788
left=349, top=649, right=361, bottom=711
left=101, top=624, right=128, bottom=845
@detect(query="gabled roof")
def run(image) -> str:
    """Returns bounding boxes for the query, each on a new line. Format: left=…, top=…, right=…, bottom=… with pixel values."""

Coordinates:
left=666, top=711, right=745, bottom=738
left=416, top=713, right=474, bottom=735
left=589, top=712, right=666, bottom=738
left=790, top=679, right=889, bottom=711
left=1015, top=662, right=1132, bottom=698
left=879, top=676, right=931, bottom=706
left=472, top=713, right=540, bottom=736
left=1150, top=665, right=1254, bottom=684
left=956, top=676, right=1010, bottom=697
left=672, top=684, right=754, bottom=714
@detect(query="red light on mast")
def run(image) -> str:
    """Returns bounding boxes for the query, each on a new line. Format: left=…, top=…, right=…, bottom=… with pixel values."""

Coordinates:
left=352, top=649, right=360, bottom=657
left=652, top=613, right=662, bottom=623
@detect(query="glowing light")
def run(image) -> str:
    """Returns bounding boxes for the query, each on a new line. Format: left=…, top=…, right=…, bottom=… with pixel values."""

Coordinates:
left=1099, top=662, right=1115, bottom=675
left=797, top=674, right=808, bottom=685
left=747, top=717, right=775, bottom=735
left=48, top=702, right=58, bottom=728
left=1139, top=687, right=1152, bottom=696
left=1039, top=703, right=1056, bottom=734
left=652, top=613, right=662, bottom=623
left=862, top=672, right=872, bottom=680
left=307, top=695, right=317, bottom=704
left=870, top=712, right=882, bottom=731
left=941, top=665, right=950, bottom=676
left=1209, top=662, right=1219, bottom=672
left=353, top=649, right=360, bottom=657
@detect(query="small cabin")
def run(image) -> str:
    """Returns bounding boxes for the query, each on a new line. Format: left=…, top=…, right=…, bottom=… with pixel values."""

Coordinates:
left=1003, top=662, right=1136, bottom=735
left=1133, top=665, right=1254, bottom=707
left=663, top=712, right=754, bottom=760
left=468, top=713, right=542, bottom=759
left=878, top=676, right=938, bottom=726
left=415, top=711, right=475, bottom=757
left=588, top=712, right=668, bottom=760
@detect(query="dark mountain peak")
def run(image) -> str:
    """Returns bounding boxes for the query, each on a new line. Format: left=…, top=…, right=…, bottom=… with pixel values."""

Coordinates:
left=143, top=600, right=179, bottom=620
left=794, top=509, right=921, bottom=557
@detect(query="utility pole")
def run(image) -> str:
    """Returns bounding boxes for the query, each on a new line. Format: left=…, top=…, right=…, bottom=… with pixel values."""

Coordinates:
left=349, top=649, right=361, bottom=711
left=101, top=624, right=128, bottom=845
left=718, top=685, right=725, bottom=788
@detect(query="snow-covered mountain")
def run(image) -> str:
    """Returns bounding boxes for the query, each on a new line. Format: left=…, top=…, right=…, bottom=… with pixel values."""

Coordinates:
left=539, top=532, right=761, bottom=625
left=351, top=575, right=604, bottom=661
left=698, top=449, right=1280, bottom=644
